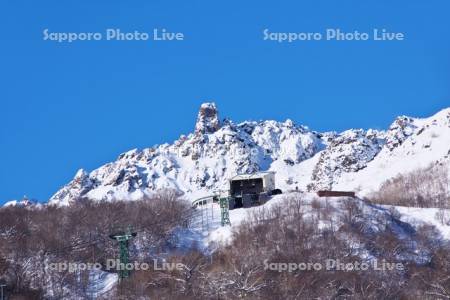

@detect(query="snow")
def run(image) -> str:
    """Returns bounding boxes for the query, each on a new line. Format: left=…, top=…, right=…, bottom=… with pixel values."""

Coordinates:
left=176, top=194, right=289, bottom=250
left=383, top=205, right=450, bottom=239
left=48, top=108, right=323, bottom=204
left=7, top=104, right=450, bottom=297
left=3, top=197, right=40, bottom=208
left=270, top=149, right=321, bottom=192
left=46, top=104, right=450, bottom=230
left=86, top=270, right=118, bottom=297
left=336, top=107, right=450, bottom=194
left=73, top=192, right=450, bottom=295
left=185, top=193, right=450, bottom=251
left=179, top=179, right=450, bottom=254
left=3, top=200, right=20, bottom=207
left=195, top=102, right=221, bottom=134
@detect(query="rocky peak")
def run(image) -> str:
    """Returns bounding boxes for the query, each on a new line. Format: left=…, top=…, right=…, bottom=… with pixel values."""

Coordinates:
left=74, top=168, right=89, bottom=182
left=385, top=116, right=416, bottom=151
left=308, top=129, right=384, bottom=191
left=195, top=102, right=220, bottom=134
left=47, top=105, right=450, bottom=205
left=49, top=168, right=95, bottom=205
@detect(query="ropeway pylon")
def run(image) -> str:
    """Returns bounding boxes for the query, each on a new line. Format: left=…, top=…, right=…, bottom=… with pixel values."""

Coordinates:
left=219, top=196, right=231, bottom=226
left=109, top=226, right=137, bottom=280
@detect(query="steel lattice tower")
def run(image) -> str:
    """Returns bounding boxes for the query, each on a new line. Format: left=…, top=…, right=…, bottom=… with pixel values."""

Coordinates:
left=109, top=227, right=137, bottom=280
left=219, top=197, right=231, bottom=226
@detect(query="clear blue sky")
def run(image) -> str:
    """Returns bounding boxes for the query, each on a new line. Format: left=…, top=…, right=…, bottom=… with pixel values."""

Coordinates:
left=1, top=0, right=449, bottom=204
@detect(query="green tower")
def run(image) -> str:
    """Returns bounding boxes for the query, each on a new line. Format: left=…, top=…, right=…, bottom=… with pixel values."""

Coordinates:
left=219, top=197, right=231, bottom=226
left=109, top=227, right=137, bottom=280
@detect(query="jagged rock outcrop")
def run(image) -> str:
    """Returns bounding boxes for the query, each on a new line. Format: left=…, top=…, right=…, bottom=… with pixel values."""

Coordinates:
left=47, top=103, right=450, bottom=205
left=385, top=116, right=417, bottom=151
left=49, top=103, right=323, bottom=204
left=49, top=169, right=96, bottom=205
left=308, top=129, right=384, bottom=191
left=195, top=102, right=220, bottom=134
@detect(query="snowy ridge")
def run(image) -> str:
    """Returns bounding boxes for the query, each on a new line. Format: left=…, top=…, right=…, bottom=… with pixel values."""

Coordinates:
left=336, top=108, right=450, bottom=193
left=307, top=129, right=384, bottom=191
left=47, top=103, right=450, bottom=205
left=3, top=196, right=41, bottom=208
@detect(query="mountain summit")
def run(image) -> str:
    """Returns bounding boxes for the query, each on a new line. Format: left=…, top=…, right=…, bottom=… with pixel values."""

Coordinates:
left=48, top=103, right=450, bottom=205
left=195, top=102, right=221, bottom=134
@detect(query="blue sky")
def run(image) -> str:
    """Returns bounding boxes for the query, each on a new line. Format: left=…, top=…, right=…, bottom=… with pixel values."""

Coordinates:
left=1, top=0, right=449, bottom=204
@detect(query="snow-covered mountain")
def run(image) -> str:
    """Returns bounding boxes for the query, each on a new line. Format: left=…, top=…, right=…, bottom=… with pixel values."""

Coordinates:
left=4, top=196, right=41, bottom=208
left=48, top=103, right=450, bottom=205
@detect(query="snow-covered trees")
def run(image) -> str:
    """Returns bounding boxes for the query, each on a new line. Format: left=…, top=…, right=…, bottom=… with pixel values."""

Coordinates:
left=0, top=193, right=191, bottom=298
left=1, top=192, right=450, bottom=298
left=370, top=163, right=450, bottom=208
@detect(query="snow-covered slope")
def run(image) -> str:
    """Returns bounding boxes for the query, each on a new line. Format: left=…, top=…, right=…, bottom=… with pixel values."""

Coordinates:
left=179, top=192, right=450, bottom=251
left=307, top=129, right=385, bottom=191
left=335, top=108, right=450, bottom=194
left=48, top=103, right=450, bottom=205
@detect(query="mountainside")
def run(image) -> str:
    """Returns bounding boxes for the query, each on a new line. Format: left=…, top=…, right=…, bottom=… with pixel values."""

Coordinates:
left=335, top=108, right=450, bottom=192
left=48, top=103, right=450, bottom=205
